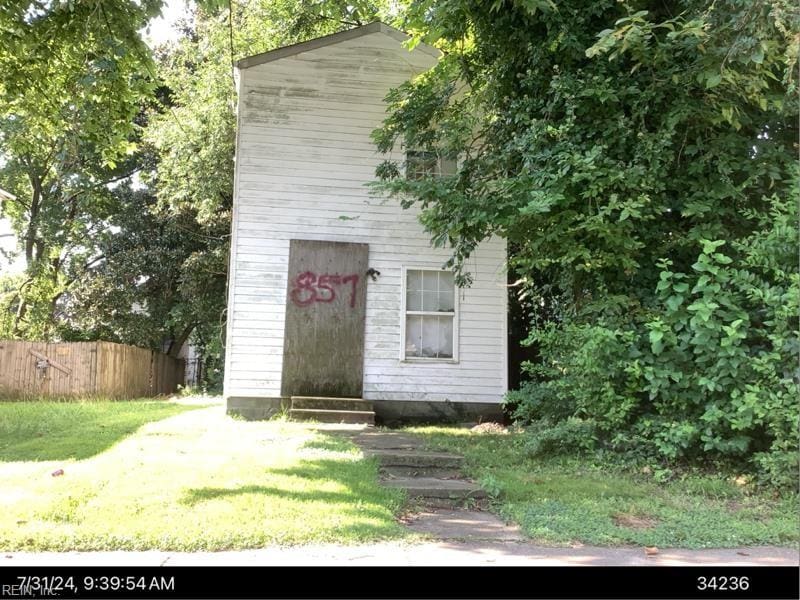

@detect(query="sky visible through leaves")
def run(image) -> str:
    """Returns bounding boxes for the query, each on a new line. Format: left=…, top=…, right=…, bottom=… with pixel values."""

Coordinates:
left=0, top=0, right=193, bottom=275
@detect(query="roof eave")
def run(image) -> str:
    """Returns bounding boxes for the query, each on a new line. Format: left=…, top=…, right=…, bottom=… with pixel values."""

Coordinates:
left=235, top=22, right=440, bottom=70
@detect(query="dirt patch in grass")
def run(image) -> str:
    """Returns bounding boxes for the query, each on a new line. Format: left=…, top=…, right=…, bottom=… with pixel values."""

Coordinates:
left=727, top=501, right=744, bottom=513
left=470, top=423, right=508, bottom=434
left=612, top=513, right=659, bottom=530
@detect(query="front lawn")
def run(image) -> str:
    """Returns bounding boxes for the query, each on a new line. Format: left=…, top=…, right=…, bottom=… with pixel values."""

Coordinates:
left=4, top=401, right=792, bottom=553
left=0, top=400, right=196, bottom=461
left=0, top=401, right=405, bottom=551
left=409, top=426, right=799, bottom=549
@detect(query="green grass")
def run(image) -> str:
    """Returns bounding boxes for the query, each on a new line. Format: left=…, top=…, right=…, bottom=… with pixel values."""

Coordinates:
left=0, top=403, right=405, bottom=551
left=407, top=426, right=799, bottom=549
left=0, top=400, right=197, bottom=461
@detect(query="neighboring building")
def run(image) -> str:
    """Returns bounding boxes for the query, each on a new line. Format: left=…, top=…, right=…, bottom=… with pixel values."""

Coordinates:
left=177, top=341, right=202, bottom=388
left=0, top=189, right=25, bottom=276
left=224, top=23, right=507, bottom=423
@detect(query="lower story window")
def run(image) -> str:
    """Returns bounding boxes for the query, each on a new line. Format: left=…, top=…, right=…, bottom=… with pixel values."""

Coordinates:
left=403, top=268, right=457, bottom=360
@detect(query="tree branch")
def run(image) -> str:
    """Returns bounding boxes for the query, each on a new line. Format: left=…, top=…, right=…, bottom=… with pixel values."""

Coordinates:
left=315, top=14, right=362, bottom=28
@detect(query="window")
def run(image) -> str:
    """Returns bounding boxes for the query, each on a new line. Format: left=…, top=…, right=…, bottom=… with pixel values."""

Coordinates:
left=402, top=268, right=458, bottom=360
left=405, top=151, right=457, bottom=180
left=405, top=151, right=439, bottom=180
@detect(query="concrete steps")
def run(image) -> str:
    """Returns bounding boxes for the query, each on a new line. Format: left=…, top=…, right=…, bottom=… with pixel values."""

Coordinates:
left=288, top=408, right=375, bottom=425
left=288, top=397, right=375, bottom=425
left=353, top=431, right=421, bottom=450
left=367, top=449, right=464, bottom=478
left=381, top=477, right=487, bottom=503
left=380, top=466, right=463, bottom=478
left=352, top=431, right=486, bottom=507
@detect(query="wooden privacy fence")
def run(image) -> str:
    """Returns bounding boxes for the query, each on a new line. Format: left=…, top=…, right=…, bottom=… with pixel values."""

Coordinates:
left=0, top=341, right=185, bottom=399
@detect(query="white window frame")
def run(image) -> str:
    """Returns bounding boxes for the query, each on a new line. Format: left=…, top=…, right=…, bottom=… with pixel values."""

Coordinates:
left=404, top=149, right=458, bottom=180
left=400, top=266, right=460, bottom=363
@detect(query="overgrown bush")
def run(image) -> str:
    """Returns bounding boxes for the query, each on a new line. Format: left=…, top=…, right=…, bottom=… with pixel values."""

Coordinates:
left=509, top=194, right=799, bottom=488
left=523, top=417, right=599, bottom=458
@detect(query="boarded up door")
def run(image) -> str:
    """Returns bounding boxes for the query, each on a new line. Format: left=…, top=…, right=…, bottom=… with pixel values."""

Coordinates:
left=281, top=239, right=369, bottom=398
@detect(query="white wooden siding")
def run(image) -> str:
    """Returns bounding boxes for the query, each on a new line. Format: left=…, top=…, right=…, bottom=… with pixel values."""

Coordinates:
left=225, top=30, right=508, bottom=403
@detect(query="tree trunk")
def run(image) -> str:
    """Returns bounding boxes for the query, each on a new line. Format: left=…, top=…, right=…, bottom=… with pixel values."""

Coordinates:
left=24, top=176, right=41, bottom=266
left=167, top=324, right=195, bottom=358
left=11, top=277, right=34, bottom=337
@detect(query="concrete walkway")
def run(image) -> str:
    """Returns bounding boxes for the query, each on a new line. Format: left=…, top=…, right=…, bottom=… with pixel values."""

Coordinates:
left=3, top=543, right=796, bottom=566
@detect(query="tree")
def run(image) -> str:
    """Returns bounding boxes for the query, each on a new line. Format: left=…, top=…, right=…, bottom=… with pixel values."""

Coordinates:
left=0, top=0, right=162, bottom=337
left=56, top=183, right=228, bottom=361
left=373, top=0, right=799, bottom=486
left=1, top=1, right=392, bottom=380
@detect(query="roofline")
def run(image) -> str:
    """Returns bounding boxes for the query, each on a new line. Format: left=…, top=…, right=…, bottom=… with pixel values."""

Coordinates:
left=235, top=22, right=440, bottom=70
left=0, top=188, right=16, bottom=202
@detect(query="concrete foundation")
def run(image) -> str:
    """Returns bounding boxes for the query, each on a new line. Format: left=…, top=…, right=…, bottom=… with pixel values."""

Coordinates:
left=372, top=400, right=504, bottom=426
left=226, top=396, right=504, bottom=424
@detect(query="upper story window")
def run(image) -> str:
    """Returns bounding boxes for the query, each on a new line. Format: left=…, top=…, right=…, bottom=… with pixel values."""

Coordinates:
left=402, top=268, right=458, bottom=361
left=405, top=151, right=439, bottom=180
left=405, top=151, right=457, bottom=180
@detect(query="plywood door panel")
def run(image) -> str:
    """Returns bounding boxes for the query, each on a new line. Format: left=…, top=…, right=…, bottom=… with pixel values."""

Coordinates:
left=281, top=239, right=368, bottom=398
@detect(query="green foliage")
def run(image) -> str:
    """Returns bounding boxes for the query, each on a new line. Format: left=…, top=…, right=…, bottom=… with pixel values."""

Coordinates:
left=478, top=473, right=503, bottom=498
left=0, top=1, right=161, bottom=168
left=524, top=417, right=598, bottom=458
left=376, top=0, right=799, bottom=487
left=510, top=193, right=799, bottom=486
left=0, top=1, right=162, bottom=340
left=51, top=184, right=228, bottom=358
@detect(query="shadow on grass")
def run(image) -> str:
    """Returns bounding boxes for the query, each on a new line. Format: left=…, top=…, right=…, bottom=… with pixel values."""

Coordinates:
left=181, top=459, right=401, bottom=515
left=300, top=435, right=355, bottom=453
left=180, top=432, right=406, bottom=540
left=0, top=401, right=196, bottom=462
left=181, top=482, right=360, bottom=507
